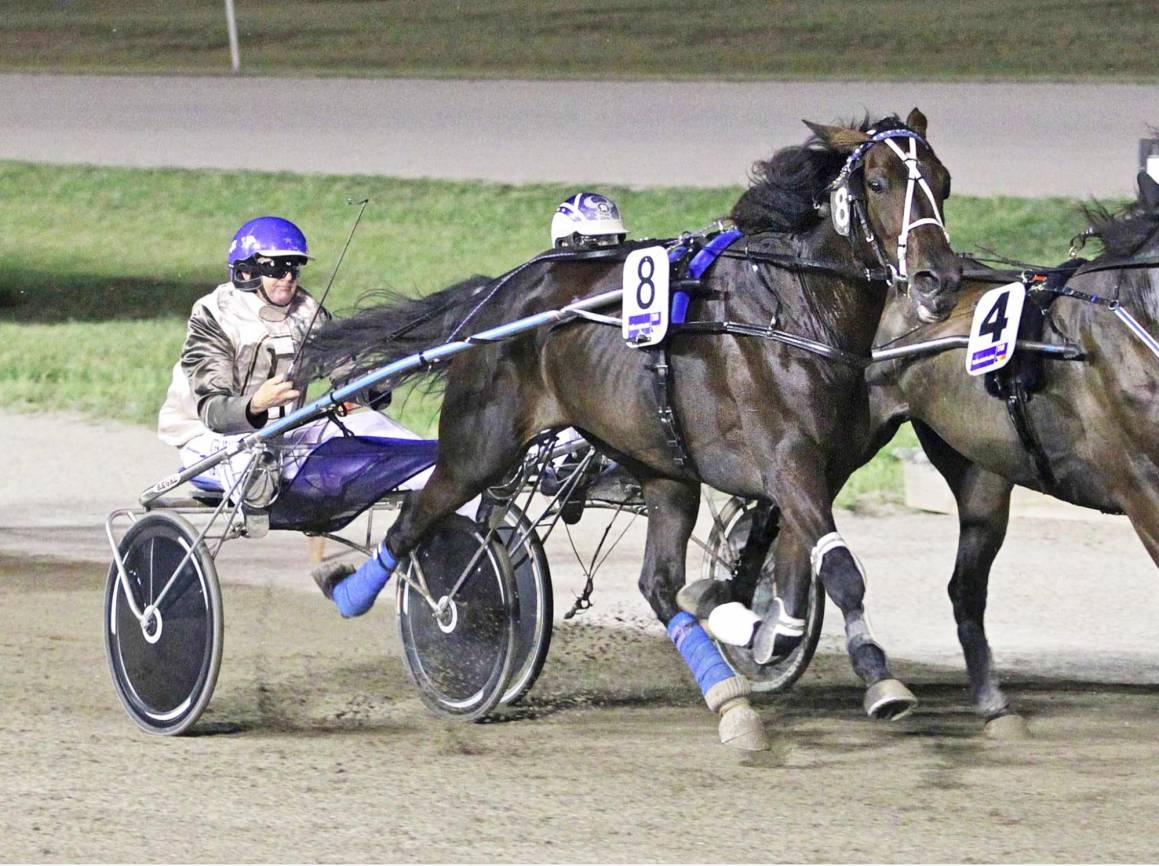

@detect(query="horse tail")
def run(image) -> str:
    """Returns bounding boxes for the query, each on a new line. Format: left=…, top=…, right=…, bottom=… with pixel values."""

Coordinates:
left=295, top=273, right=496, bottom=387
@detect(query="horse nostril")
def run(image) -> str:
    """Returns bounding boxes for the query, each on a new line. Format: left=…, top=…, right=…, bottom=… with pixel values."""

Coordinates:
left=910, top=269, right=943, bottom=296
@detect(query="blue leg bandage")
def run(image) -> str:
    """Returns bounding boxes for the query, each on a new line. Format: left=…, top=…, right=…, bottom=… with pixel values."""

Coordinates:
left=667, top=611, right=733, bottom=698
left=333, top=543, right=398, bottom=618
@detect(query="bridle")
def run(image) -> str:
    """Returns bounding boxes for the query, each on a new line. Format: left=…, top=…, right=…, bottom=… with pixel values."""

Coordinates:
left=827, top=128, right=949, bottom=290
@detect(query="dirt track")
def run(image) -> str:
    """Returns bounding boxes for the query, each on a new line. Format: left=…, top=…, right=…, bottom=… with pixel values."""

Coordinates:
left=4, top=548, right=1159, bottom=863
left=3, top=411, right=1159, bottom=860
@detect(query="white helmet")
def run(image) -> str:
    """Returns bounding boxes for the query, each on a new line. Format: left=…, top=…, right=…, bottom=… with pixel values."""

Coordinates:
left=550, top=192, right=628, bottom=249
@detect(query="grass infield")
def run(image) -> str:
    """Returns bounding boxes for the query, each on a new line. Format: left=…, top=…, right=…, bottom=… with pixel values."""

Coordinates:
left=0, top=161, right=1107, bottom=504
left=2, top=0, right=1156, bottom=81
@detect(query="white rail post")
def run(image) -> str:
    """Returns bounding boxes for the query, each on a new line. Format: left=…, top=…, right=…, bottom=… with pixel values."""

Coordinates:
left=224, top=0, right=241, bottom=73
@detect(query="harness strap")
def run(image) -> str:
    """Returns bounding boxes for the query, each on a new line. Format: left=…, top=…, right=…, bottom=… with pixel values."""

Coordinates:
left=990, top=374, right=1058, bottom=488
left=675, top=320, right=871, bottom=368
left=645, top=345, right=696, bottom=471
left=715, top=246, right=890, bottom=284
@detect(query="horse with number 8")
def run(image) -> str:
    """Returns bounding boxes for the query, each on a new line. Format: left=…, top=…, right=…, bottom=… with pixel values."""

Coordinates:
left=299, top=110, right=962, bottom=749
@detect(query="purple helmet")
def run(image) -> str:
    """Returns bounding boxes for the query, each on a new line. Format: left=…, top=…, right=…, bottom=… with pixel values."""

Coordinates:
left=227, top=216, right=311, bottom=291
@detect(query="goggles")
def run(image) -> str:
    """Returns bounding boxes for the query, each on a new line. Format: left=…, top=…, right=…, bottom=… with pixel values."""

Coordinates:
left=251, top=256, right=306, bottom=279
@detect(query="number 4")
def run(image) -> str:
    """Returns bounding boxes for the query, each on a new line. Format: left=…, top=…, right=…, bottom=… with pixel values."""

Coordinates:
left=980, top=291, right=1009, bottom=343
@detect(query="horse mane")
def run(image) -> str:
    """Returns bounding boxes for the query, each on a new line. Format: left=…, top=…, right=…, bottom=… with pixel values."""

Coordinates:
left=730, top=114, right=907, bottom=235
left=1079, top=179, right=1159, bottom=323
left=1082, top=194, right=1159, bottom=259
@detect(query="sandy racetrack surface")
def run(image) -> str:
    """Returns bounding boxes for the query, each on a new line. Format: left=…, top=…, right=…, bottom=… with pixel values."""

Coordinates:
left=3, top=411, right=1159, bottom=861
left=5, top=550, right=1159, bottom=863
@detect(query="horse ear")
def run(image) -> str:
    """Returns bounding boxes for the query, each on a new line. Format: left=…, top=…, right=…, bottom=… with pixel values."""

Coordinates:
left=1138, top=170, right=1159, bottom=212
left=804, top=120, right=870, bottom=152
left=905, top=108, right=929, bottom=137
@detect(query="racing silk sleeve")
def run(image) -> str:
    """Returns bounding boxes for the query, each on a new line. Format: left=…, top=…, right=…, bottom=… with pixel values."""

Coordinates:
left=182, top=305, right=267, bottom=435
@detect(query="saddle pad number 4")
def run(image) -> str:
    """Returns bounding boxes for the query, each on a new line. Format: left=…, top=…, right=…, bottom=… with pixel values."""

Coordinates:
left=622, top=246, right=670, bottom=348
left=966, top=281, right=1025, bottom=376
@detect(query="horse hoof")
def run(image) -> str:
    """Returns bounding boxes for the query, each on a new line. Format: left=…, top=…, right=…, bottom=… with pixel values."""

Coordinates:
left=719, top=701, right=769, bottom=751
left=984, top=713, right=1030, bottom=741
left=677, top=578, right=732, bottom=619
left=864, top=679, right=918, bottom=721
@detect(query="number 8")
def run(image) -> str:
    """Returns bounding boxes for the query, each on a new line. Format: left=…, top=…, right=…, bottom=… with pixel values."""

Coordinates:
left=637, top=254, right=656, bottom=308
left=832, top=186, right=850, bottom=232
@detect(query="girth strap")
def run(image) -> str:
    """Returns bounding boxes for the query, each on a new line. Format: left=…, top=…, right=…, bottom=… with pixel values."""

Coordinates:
left=646, top=344, right=696, bottom=472
left=991, top=373, right=1057, bottom=488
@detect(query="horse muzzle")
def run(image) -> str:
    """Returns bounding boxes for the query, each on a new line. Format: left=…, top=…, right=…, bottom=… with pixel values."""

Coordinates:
left=909, top=266, right=961, bottom=323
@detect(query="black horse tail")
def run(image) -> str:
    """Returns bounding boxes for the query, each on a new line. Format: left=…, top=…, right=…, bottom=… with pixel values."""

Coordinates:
left=295, top=273, right=496, bottom=388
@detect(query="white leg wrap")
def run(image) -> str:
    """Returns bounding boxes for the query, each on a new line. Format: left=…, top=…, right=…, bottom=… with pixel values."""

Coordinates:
left=706, top=602, right=762, bottom=647
left=811, top=531, right=867, bottom=579
left=811, top=532, right=878, bottom=649
left=704, top=674, right=752, bottom=714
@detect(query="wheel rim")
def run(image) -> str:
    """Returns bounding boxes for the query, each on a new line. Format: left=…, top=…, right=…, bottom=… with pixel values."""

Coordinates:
left=108, top=521, right=216, bottom=727
left=398, top=522, right=514, bottom=713
left=703, top=499, right=824, bottom=692
left=494, top=516, right=552, bottom=705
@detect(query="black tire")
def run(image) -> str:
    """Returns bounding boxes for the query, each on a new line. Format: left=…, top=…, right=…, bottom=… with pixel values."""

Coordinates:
left=104, top=512, right=223, bottom=735
left=700, top=497, right=824, bottom=693
left=481, top=499, right=553, bottom=705
left=395, top=515, right=518, bottom=721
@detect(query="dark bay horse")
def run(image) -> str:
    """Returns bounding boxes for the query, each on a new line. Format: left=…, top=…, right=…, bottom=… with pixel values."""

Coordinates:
left=302, top=111, right=962, bottom=749
left=851, top=171, right=1159, bottom=734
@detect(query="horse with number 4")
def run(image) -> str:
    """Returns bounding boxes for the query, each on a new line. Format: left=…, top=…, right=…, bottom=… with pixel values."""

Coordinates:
left=858, top=169, right=1159, bottom=735
left=300, top=110, right=962, bottom=750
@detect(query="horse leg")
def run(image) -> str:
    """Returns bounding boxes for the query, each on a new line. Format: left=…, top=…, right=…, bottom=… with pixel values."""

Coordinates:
left=913, top=422, right=1026, bottom=738
left=316, top=406, right=529, bottom=618
left=757, top=463, right=918, bottom=720
left=677, top=500, right=808, bottom=662
left=640, top=477, right=769, bottom=750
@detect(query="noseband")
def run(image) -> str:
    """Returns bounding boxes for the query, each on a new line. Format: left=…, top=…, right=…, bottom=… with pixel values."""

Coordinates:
left=828, top=128, right=949, bottom=290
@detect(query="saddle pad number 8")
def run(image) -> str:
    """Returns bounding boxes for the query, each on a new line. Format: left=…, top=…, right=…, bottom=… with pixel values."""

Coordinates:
left=966, top=281, right=1025, bottom=376
left=622, top=246, right=670, bottom=348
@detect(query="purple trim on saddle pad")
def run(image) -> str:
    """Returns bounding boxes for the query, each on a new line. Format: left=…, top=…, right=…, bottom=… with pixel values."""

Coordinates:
left=269, top=435, right=438, bottom=533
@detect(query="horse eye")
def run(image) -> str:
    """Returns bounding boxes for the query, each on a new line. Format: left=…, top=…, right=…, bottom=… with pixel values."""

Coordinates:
left=867, top=179, right=885, bottom=194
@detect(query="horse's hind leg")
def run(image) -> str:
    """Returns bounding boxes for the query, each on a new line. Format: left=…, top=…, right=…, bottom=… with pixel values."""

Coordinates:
left=639, top=477, right=769, bottom=750
left=318, top=403, right=529, bottom=617
left=914, top=422, right=1025, bottom=737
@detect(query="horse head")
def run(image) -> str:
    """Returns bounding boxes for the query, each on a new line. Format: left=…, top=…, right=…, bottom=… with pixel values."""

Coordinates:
left=805, top=108, right=961, bottom=323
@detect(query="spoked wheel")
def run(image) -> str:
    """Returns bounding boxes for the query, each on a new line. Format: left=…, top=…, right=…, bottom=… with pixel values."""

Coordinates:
left=104, top=511, right=223, bottom=735
left=480, top=498, right=553, bottom=705
left=395, top=515, right=518, bottom=721
left=701, top=497, right=824, bottom=693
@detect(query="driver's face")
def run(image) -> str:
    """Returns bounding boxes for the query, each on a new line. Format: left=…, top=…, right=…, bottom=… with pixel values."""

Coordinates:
left=259, top=271, right=299, bottom=306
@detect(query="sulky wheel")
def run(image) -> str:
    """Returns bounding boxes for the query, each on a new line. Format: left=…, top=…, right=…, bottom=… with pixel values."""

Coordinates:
left=701, top=497, right=824, bottom=693
left=104, top=511, right=223, bottom=735
left=395, top=514, right=518, bottom=721
left=479, top=498, right=553, bottom=706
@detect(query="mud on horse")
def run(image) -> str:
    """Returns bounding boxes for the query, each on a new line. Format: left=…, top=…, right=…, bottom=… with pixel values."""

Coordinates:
left=301, top=109, right=962, bottom=749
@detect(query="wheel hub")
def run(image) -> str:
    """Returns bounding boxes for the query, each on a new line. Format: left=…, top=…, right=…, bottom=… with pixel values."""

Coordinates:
left=141, top=604, right=164, bottom=644
left=434, top=596, right=458, bottom=634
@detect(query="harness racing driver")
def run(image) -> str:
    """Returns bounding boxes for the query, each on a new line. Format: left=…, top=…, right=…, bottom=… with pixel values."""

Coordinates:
left=157, top=215, right=426, bottom=509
